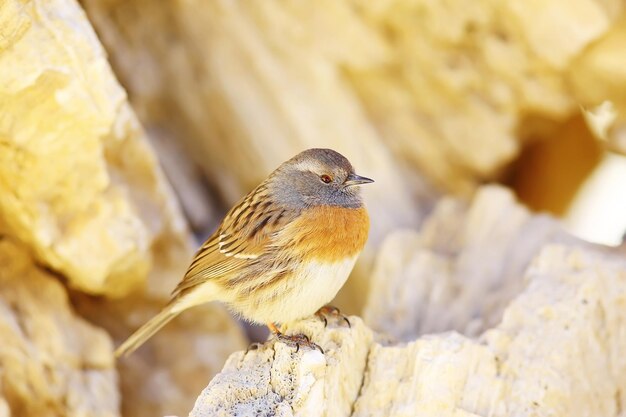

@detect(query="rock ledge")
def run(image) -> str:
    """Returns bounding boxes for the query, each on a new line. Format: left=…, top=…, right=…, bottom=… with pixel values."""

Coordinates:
left=190, top=245, right=626, bottom=417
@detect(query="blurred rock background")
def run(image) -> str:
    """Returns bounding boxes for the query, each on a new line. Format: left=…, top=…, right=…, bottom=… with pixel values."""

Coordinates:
left=1, top=0, right=625, bottom=416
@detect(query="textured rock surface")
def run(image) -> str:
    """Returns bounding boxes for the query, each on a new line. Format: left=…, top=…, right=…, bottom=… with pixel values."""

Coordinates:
left=81, top=0, right=428, bottom=245
left=569, top=18, right=626, bottom=153
left=190, top=317, right=373, bottom=417
left=354, top=245, right=626, bottom=416
left=3, top=1, right=626, bottom=416
left=0, top=2, right=246, bottom=417
left=363, top=185, right=582, bottom=341
left=81, top=0, right=621, bottom=199
left=0, top=238, right=119, bottom=417
left=80, top=0, right=623, bottom=313
left=0, top=0, right=192, bottom=297
left=81, top=0, right=429, bottom=316
left=73, top=295, right=247, bottom=417
left=191, top=244, right=626, bottom=417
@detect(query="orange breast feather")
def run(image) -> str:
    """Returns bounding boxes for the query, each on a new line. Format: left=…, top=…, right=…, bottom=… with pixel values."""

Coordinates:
left=285, top=205, right=370, bottom=262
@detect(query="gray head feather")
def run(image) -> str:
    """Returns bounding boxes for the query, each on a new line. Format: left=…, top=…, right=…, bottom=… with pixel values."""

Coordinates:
left=269, top=148, right=368, bottom=210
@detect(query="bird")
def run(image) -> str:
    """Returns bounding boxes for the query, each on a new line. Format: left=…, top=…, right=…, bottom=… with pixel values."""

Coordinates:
left=115, top=148, right=373, bottom=357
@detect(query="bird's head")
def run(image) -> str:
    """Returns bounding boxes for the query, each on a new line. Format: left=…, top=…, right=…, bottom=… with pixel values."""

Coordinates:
left=271, top=148, right=373, bottom=209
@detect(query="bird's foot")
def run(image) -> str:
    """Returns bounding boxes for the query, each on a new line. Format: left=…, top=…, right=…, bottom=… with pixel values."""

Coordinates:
left=274, top=332, right=324, bottom=354
left=315, top=305, right=351, bottom=328
left=266, top=322, right=323, bottom=353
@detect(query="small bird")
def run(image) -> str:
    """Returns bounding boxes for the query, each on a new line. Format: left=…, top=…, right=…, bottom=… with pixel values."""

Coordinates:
left=115, top=148, right=373, bottom=357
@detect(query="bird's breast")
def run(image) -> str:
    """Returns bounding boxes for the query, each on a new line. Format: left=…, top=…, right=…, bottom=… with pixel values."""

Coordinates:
left=234, top=254, right=359, bottom=324
left=283, top=205, right=370, bottom=263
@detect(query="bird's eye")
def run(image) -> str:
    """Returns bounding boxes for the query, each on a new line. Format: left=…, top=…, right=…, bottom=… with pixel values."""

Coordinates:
left=320, top=174, right=333, bottom=184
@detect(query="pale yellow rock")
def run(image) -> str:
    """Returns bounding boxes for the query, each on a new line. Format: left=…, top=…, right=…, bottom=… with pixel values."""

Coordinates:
left=363, top=185, right=581, bottom=341
left=148, top=128, right=220, bottom=234
left=0, top=397, right=8, bottom=417
left=569, top=19, right=626, bottom=154
left=564, top=152, right=626, bottom=246
left=80, top=0, right=624, bottom=313
left=0, top=238, right=119, bottom=417
left=354, top=245, right=626, bottom=416
left=80, top=0, right=431, bottom=248
left=190, top=244, right=626, bottom=417
left=83, top=0, right=620, bottom=199
left=73, top=294, right=248, bottom=417
left=581, top=100, right=617, bottom=142
left=0, top=1, right=30, bottom=50
left=0, top=0, right=192, bottom=297
left=0, top=3, right=246, bottom=417
left=190, top=316, right=372, bottom=417
left=350, top=0, right=614, bottom=191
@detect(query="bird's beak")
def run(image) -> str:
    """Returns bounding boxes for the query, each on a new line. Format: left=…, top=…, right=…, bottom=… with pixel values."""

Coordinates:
left=343, top=173, right=374, bottom=187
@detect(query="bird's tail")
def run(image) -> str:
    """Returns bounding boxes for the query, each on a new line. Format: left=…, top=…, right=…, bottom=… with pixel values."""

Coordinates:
left=115, top=305, right=179, bottom=358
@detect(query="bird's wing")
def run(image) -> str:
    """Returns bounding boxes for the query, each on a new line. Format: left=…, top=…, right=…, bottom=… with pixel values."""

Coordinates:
left=171, top=185, right=293, bottom=298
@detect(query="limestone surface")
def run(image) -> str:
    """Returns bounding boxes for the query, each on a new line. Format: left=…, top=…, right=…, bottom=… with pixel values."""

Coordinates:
left=190, top=244, right=626, bottom=417
left=0, top=238, right=119, bottom=417
left=81, top=0, right=428, bottom=247
left=354, top=245, right=626, bottom=416
left=0, top=2, right=246, bottom=417
left=189, top=184, right=626, bottom=416
left=80, top=0, right=623, bottom=313
left=0, top=0, right=192, bottom=298
left=363, top=185, right=582, bottom=341
left=81, top=0, right=620, bottom=201
left=569, top=19, right=626, bottom=154
left=190, top=317, right=373, bottom=417
left=73, top=294, right=247, bottom=417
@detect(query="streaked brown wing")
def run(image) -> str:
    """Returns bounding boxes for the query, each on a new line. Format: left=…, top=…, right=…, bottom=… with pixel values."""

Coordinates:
left=171, top=183, right=293, bottom=297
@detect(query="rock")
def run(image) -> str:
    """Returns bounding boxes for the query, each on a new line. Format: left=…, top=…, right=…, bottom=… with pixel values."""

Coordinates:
left=569, top=19, right=626, bottom=154
left=0, top=238, right=119, bottom=417
left=363, top=185, right=582, bottom=341
left=0, top=2, right=247, bottom=417
left=81, top=0, right=428, bottom=236
left=190, top=244, right=626, bottom=417
left=81, top=0, right=620, bottom=200
left=73, top=294, right=248, bottom=417
left=79, top=0, right=623, bottom=313
left=0, top=397, right=9, bottom=417
left=147, top=127, right=221, bottom=234
left=354, top=245, right=626, bottom=416
left=79, top=0, right=431, bottom=277
left=189, top=316, right=373, bottom=417
left=0, top=0, right=193, bottom=298
left=349, top=0, right=614, bottom=191
left=5, top=1, right=626, bottom=415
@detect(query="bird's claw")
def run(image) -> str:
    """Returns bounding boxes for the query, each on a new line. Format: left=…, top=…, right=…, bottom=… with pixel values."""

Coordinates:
left=315, top=305, right=351, bottom=328
left=274, top=332, right=324, bottom=354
